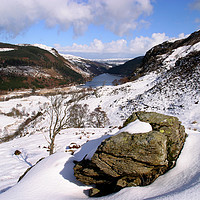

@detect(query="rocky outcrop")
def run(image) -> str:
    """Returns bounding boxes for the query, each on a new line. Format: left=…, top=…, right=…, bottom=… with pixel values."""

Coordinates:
left=74, top=112, right=186, bottom=197
left=125, top=30, right=200, bottom=114
left=132, top=30, right=200, bottom=78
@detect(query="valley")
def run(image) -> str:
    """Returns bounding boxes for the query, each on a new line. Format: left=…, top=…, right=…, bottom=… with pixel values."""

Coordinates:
left=0, top=30, right=200, bottom=199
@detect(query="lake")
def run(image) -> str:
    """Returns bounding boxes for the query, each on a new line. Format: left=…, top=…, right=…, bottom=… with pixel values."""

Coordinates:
left=83, top=73, right=122, bottom=88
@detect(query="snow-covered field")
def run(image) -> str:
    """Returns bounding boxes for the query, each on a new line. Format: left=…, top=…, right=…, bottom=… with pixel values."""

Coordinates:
left=0, top=48, right=15, bottom=52
left=0, top=71, right=200, bottom=200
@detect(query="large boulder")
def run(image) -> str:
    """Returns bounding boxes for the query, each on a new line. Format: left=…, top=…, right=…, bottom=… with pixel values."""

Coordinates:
left=74, top=111, right=186, bottom=197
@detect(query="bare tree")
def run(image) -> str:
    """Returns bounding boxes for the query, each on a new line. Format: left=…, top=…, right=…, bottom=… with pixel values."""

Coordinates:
left=46, top=92, right=90, bottom=155
left=45, top=91, right=110, bottom=155
left=46, top=95, right=71, bottom=155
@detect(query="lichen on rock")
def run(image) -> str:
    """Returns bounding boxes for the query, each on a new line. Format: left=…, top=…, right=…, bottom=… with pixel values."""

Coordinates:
left=73, top=111, right=186, bottom=197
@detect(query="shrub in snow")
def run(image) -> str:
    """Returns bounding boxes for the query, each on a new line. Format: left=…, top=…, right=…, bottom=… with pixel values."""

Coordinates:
left=88, top=107, right=110, bottom=128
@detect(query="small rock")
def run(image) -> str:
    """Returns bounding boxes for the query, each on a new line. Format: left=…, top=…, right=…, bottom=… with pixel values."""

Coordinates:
left=14, top=150, right=21, bottom=155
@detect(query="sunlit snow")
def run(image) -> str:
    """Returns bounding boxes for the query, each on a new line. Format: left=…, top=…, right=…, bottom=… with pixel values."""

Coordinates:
left=0, top=43, right=200, bottom=199
left=0, top=48, right=15, bottom=52
left=117, top=119, right=152, bottom=134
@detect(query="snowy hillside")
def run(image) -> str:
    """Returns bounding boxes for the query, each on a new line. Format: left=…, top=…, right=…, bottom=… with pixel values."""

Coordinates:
left=34, top=44, right=109, bottom=78
left=32, top=44, right=58, bottom=57
left=0, top=48, right=15, bottom=52
left=0, top=73, right=200, bottom=200
left=0, top=30, right=200, bottom=199
left=128, top=30, right=200, bottom=118
left=61, top=53, right=109, bottom=78
left=61, top=53, right=93, bottom=78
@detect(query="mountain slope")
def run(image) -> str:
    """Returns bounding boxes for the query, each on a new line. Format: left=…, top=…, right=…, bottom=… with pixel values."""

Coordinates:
left=132, top=30, right=200, bottom=76
left=0, top=43, right=84, bottom=90
left=34, top=44, right=109, bottom=78
left=126, top=30, right=200, bottom=115
left=107, top=56, right=144, bottom=76
left=0, top=43, right=109, bottom=91
left=60, top=53, right=109, bottom=78
left=1, top=30, right=200, bottom=200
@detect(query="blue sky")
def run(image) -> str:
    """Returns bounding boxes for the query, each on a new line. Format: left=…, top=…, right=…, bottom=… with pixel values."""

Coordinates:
left=0, top=0, right=200, bottom=59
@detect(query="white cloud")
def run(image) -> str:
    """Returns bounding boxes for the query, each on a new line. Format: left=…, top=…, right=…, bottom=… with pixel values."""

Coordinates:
left=55, top=32, right=181, bottom=58
left=190, top=0, right=200, bottom=10
left=55, top=32, right=190, bottom=59
left=178, top=33, right=186, bottom=38
left=0, top=0, right=93, bottom=36
left=129, top=33, right=169, bottom=55
left=54, top=39, right=128, bottom=54
left=89, top=0, right=153, bottom=36
left=0, top=0, right=153, bottom=37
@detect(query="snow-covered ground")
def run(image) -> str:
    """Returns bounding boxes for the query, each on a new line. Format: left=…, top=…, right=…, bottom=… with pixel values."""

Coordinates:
left=0, top=71, right=200, bottom=199
left=0, top=127, right=199, bottom=200
left=162, top=41, right=200, bottom=70
left=0, top=48, right=15, bottom=52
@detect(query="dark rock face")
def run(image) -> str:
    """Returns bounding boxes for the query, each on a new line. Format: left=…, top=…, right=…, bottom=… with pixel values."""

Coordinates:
left=132, top=30, right=200, bottom=78
left=74, top=112, right=186, bottom=197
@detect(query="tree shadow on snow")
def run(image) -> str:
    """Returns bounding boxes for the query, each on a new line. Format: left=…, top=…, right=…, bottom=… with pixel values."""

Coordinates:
left=0, top=186, right=12, bottom=194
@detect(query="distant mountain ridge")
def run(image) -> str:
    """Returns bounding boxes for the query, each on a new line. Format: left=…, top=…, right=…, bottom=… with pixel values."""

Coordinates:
left=107, top=56, right=144, bottom=76
left=0, top=43, right=108, bottom=91
left=60, top=53, right=108, bottom=78
left=33, top=44, right=109, bottom=78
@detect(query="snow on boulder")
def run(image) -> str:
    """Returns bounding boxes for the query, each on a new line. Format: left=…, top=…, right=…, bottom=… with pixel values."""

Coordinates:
left=74, top=112, right=186, bottom=197
left=117, top=119, right=152, bottom=134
